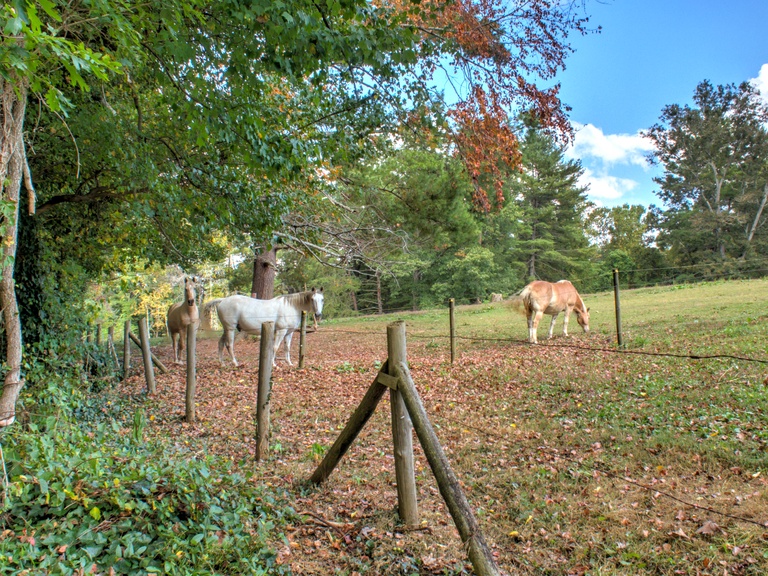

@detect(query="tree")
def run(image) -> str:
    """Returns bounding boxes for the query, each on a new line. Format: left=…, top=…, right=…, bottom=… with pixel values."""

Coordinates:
left=2, top=0, right=592, bottom=427
left=505, top=122, right=594, bottom=282
left=586, top=204, right=665, bottom=289
left=645, top=80, right=768, bottom=261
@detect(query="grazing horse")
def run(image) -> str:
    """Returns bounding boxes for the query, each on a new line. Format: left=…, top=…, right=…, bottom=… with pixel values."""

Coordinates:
left=518, top=280, right=589, bottom=344
left=208, top=288, right=324, bottom=367
left=166, top=276, right=200, bottom=363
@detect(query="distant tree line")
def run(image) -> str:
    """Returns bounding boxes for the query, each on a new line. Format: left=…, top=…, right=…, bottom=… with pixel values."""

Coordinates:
left=276, top=79, right=768, bottom=314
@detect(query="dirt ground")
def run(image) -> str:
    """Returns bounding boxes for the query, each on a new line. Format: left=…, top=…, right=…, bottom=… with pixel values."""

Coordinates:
left=119, top=327, right=488, bottom=575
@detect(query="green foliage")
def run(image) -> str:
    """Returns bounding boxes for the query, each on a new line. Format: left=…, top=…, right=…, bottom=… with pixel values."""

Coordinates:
left=645, top=80, right=768, bottom=262
left=504, top=122, right=595, bottom=282
left=429, top=246, right=498, bottom=305
left=1, top=380, right=293, bottom=575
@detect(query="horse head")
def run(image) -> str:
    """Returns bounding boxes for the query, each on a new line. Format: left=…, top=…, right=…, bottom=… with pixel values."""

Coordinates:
left=184, top=276, right=198, bottom=307
left=575, top=306, right=590, bottom=333
left=311, top=287, right=324, bottom=322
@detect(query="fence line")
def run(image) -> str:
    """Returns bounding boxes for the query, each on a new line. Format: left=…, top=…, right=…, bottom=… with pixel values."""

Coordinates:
left=317, top=328, right=768, bottom=365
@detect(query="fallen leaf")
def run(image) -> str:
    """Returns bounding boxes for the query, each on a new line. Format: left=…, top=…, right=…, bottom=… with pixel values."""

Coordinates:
left=696, top=520, right=720, bottom=536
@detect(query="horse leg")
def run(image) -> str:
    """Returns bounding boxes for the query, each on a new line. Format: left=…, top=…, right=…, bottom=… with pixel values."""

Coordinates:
left=219, top=330, right=239, bottom=366
left=526, top=312, right=535, bottom=343
left=547, top=313, right=559, bottom=340
left=272, top=329, right=288, bottom=367
left=283, top=331, right=294, bottom=366
left=178, top=327, right=185, bottom=363
left=531, top=311, right=544, bottom=344
left=171, top=332, right=179, bottom=364
left=562, top=307, right=572, bottom=337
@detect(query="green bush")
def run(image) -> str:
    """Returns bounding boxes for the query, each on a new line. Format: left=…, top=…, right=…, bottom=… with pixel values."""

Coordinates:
left=0, top=380, right=293, bottom=575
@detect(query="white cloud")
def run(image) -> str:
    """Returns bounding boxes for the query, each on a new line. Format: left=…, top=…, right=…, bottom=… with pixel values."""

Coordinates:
left=750, top=63, right=768, bottom=104
left=566, top=122, right=655, bottom=168
left=578, top=168, right=638, bottom=203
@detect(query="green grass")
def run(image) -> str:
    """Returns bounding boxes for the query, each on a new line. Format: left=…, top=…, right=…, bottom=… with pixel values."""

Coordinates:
left=312, top=279, right=768, bottom=575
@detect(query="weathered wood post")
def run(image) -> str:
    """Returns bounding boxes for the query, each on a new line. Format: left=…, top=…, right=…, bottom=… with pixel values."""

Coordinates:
left=137, top=316, right=156, bottom=394
left=96, top=323, right=102, bottom=347
left=128, top=332, right=168, bottom=374
left=255, top=321, right=275, bottom=461
left=395, top=361, right=500, bottom=576
left=387, top=320, right=418, bottom=526
left=310, top=362, right=390, bottom=484
left=123, top=320, right=131, bottom=380
left=185, top=322, right=197, bottom=423
left=449, top=298, right=456, bottom=364
left=613, top=268, right=624, bottom=348
left=299, top=310, right=307, bottom=369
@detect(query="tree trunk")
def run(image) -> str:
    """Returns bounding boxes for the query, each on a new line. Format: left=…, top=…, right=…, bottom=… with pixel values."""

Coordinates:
left=527, top=253, right=536, bottom=280
left=745, top=182, right=768, bottom=249
left=0, top=78, right=29, bottom=427
left=376, top=269, right=383, bottom=314
left=251, top=246, right=277, bottom=299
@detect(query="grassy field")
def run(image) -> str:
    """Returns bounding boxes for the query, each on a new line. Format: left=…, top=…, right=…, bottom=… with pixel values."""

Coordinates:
left=132, top=278, right=768, bottom=575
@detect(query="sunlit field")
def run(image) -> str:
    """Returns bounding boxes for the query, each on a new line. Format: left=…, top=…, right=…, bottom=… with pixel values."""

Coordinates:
left=130, top=278, right=768, bottom=575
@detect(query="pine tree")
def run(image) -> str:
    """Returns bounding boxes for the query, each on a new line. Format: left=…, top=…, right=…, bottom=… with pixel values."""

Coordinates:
left=505, top=124, right=594, bottom=283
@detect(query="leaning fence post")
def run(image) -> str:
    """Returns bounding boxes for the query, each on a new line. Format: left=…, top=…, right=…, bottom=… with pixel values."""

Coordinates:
left=185, top=322, right=197, bottom=423
left=128, top=332, right=168, bottom=374
left=309, top=361, right=390, bottom=484
left=449, top=298, right=456, bottom=364
left=395, top=361, right=501, bottom=576
left=255, top=321, right=275, bottom=461
left=613, top=268, right=624, bottom=348
left=299, top=310, right=307, bottom=369
left=123, top=320, right=131, bottom=380
left=137, top=316, right=156, bottom=394
left=387, top=320, right=418, bottom=526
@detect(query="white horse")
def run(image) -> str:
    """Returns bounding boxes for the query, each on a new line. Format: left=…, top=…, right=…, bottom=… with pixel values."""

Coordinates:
left=205, top=288, right=324, bottom=367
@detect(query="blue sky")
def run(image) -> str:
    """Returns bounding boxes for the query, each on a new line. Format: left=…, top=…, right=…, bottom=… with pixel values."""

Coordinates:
left=556, top=0, right=768, bottom=208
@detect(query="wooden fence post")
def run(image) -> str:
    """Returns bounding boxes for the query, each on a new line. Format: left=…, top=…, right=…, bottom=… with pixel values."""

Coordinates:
left=613, top=268, right=624, bottom=348
left=299, top=310, right=307, bottom=369
left=123, top=320, right=131, bottom=380
left=128, top=332, right=168, bottom=374
left=310, top=361, right=391, bottom=484
left=395, top=361, right=500, bottom=576
left=96, top=324, right=102, bottom=347
left=185, top=322, right=197, bottom=423
left=138, top=316, right=156, bottom=394
left=449, top=298, right=456, bottom=364
left=387, top=321, right=418, bottom=526
left=255, top=321, right=275, bottom=461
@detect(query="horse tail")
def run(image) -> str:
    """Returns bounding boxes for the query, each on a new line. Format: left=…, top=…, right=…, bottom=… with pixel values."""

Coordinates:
left=200, top=299, right=222, bottom=331
left=508, top=285, right=530, bottom=316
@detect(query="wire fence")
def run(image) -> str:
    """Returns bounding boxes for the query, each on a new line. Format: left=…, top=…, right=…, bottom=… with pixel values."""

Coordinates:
left=318, top=328, right=768, bottom=365
left=313, top=295, right=768, bottom=530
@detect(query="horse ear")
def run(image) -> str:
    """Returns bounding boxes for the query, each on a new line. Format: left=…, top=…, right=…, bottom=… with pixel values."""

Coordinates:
left=320, top=287, right=324, bottom=293
left=311, top=287, right=316, bottom=293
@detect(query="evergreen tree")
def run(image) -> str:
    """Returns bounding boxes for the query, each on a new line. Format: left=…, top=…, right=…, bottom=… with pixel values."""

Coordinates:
left=505, top=124, right=595, bottom=283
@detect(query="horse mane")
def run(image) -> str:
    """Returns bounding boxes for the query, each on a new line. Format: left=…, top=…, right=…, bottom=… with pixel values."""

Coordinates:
left=280, top=291, right=313, bottom=307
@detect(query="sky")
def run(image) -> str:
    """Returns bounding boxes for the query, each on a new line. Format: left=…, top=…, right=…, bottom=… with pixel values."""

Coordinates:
left=555, top=0, right=768, bottom=209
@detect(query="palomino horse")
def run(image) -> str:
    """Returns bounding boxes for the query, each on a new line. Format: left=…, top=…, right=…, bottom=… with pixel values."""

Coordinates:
left=518, top=280, right=589, bottom=344
left=205, top=288, right=324, bottom=367
left=166, top=276, right=200, bottom=363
